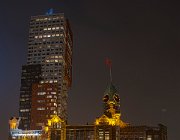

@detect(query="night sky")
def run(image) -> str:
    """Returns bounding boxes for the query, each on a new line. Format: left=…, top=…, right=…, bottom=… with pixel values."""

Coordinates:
left=0, top=0, right=179, bottom=139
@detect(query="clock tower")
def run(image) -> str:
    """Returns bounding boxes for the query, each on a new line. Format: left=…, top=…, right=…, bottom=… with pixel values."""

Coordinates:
left=103, top=83, right=121, bottom=118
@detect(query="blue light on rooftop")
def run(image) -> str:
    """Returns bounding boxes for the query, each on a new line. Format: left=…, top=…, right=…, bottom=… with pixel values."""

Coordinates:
left=46, top=8, right=54, bottom=15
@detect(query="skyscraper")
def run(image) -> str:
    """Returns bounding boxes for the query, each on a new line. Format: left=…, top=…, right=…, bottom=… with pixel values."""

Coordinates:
left=19, top=11, right=73, bottom=130
left=19, top=64, right=42, bottom=129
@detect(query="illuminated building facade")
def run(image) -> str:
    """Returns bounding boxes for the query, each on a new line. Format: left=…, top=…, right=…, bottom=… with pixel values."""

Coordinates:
left=9, top=118, right=167, bottom=140
left=19, top=64, right=42, bottom=129
left=120, top=124, right=167, bottom=140
left=30, top=83, right=58, bottom=130
left=10, top=82, right=167, bottom=140
left=19, top=10, right=73, bottom=129
left=66, top=125, right=94, bottom=139
left=9, top=117, right=42, bottom=140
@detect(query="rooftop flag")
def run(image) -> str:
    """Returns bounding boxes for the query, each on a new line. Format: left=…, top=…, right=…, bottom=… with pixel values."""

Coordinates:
left=105, top=58, right=112, bottom=82
left=105, top=58, right=112, bottom=68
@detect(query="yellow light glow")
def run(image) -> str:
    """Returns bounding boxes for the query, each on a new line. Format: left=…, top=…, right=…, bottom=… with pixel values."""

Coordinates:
left=44, top=126, right=49, bottom=132
left=9, top=118, right=20, bottom=129
left=95, top=102, right=128, bottom=127
left=48, top=120, right=51, bottom=126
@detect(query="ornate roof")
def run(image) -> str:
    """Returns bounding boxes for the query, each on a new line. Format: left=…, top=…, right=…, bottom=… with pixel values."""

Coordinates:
left=104, top=83, right=118, bottom=101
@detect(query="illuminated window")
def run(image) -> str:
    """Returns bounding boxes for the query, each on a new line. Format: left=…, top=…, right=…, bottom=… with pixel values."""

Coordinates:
left=54, top=103, right=57, bottom=107
left=51, top=92, right=56, bottom=95
left=37, top=107, right=45, bottom=110
left=20, top=109, right=30, bottom=112
left=47, top=95, right=52, bottom=98
left=37, top=92, right=46, bottom=95
left=20, top=98, right=26, bottom=101
left=50, top=107, right=56, bottom=110
left=47, top=88, right=52, bottom=91
left=37, top=100, right=45, bottom=103
left=53, top=17, right=60, bottom=20
left=51, top=99, right=56, bottom=102
left=147, top=135, right=152, bottom=140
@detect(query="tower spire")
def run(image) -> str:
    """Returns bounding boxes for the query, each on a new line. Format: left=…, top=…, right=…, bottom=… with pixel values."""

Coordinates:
left=105, top=58, right=112, bottom=83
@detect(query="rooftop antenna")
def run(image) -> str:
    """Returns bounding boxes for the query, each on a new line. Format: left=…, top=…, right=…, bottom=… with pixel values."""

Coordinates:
left=105, top=58, right=112, bottom=83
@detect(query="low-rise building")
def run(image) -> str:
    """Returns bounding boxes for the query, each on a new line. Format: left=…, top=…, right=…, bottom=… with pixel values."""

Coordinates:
left=9, top=83, right=167, bottom=140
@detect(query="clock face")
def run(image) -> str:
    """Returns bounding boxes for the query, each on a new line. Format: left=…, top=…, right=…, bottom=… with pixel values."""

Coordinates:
left=103, top=95, right=109, bottom=102
left=114, top=94, right=120, bottom=102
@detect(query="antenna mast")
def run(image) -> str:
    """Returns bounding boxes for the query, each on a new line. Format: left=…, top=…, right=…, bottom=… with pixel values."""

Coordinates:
left=105, top=58, right=112, bottom=83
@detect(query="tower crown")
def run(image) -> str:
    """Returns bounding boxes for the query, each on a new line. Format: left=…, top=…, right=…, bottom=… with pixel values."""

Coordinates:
left=103, top=83, right=120, bottom=103
left=95, top=82, right=128, bottom=127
